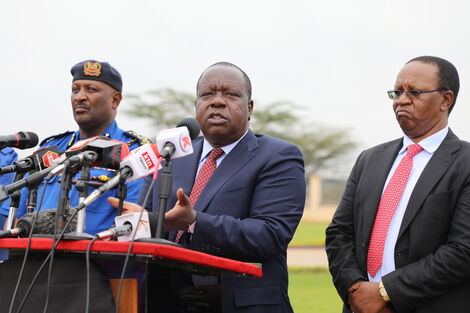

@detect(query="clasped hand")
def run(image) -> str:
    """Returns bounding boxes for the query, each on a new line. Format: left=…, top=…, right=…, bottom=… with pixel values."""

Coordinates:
left=348, top=282, right=392, bottom=313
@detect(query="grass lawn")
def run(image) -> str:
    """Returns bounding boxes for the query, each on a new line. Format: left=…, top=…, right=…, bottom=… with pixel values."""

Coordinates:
left=290, top=222, right=329, bottom=246
left=289, top=267, right=342, bottom=313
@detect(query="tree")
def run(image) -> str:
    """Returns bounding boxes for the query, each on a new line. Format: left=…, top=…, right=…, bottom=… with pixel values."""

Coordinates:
left=124, top=88, right=357, bottom=176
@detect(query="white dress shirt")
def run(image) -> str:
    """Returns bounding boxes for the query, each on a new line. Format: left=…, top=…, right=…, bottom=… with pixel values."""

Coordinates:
left=369, top=126, right=449, bottom=282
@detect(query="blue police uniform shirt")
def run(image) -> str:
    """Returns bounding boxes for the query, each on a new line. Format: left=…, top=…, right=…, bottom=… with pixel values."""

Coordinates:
left=17, top=121, right=149, bottom=236
left=0, top=147, right=18, bottom=220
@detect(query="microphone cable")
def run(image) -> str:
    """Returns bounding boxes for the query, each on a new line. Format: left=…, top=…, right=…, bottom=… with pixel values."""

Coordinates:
left=8, top=178, right=48, bottom=313
left=114, top=156, right=162, bottom=313
left=12, top=191, right=81, bottom=313
left=85, top=236, right=100, bottom=313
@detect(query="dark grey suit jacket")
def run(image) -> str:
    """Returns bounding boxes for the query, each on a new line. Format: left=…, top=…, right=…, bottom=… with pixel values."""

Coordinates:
left=326, top=129, right=470, bottom=313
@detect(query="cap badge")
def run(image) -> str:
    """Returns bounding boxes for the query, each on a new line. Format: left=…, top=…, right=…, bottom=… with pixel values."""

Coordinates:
left=83, top=61, right=102, bottom=77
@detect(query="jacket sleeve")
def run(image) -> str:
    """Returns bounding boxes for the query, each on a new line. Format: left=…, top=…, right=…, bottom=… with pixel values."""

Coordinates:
left=189, top=144, right=306, bottom=262
left=325, top=151, right=368, bottom=305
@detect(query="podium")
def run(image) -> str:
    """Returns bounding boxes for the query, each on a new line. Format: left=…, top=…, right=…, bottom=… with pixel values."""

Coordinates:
left=0, top=238, right=262, bottom=313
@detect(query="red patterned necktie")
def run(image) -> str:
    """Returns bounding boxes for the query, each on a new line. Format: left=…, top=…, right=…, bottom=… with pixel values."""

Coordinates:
left=367, top=143, right=423, bottom=277
left=175, top=148, right=224, bottom=243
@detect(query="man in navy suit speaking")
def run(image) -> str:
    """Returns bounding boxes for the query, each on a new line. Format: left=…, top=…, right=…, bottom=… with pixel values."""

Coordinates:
left=110, top=62, right=306, bottom=313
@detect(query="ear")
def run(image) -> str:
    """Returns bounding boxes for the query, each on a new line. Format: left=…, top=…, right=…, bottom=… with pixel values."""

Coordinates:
left=112, top=92, right=122, bottom=110
left=247, top=100, right=254, bottom=121
left=440, top=90, right=454, bottom=112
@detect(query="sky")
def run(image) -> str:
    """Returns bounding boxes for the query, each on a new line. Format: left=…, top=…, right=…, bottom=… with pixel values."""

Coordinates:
left=1, top=0, right=470, bottom=176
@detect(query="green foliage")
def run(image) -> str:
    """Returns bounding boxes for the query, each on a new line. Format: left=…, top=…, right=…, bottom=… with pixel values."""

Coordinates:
left=125, top=88, right=195, bottom=130
left=251, top=101, right=357, bottom=175
left=290, top=222, right=329, bottom=246
left=289, top=267, right=342, bottom=313
left=125, top=87, right=357, bottom=175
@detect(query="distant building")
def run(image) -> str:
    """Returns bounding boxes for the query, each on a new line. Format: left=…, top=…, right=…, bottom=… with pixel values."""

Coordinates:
left=303, top=174, right=345, bottom=222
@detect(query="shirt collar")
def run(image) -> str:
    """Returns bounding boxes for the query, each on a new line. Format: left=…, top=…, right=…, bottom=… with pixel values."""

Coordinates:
left=200, top=129, right=250, bottom=162
left=400, top=126, right=448, bottom=154
left=75, top=120, right=118, bottom=142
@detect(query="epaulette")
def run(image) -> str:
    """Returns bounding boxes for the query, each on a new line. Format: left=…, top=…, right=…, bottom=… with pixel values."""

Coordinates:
left=124, top=130, right=153, bottom=146
left=39, top=131, right=75, bottom=146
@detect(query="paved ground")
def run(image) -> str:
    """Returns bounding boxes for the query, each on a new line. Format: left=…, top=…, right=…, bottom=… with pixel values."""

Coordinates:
left=287, top=246, right=328, bottom=267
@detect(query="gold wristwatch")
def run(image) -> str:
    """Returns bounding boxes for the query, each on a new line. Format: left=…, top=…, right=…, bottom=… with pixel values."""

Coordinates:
left=378, top=282, right=391, bottom=302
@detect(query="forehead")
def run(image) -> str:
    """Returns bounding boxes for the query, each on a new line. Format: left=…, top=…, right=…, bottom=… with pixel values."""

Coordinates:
left=395, top=61, right=440, bottom=87
left=72, top=79, right=110, bottom=89
left=198, top=66, right=247, bottom=90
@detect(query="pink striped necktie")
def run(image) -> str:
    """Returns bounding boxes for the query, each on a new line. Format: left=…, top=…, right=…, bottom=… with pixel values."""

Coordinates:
left=367, top=143, right=423, bottom=277
left=174, top=148, right=224, bottom=243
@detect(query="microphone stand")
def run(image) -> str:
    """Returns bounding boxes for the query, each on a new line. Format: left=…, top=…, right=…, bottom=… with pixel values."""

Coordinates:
left=5, top=172, right=26, bottom=230
left=64, top=165, right=94, bottom=240
left=137, top=156, right=180, bottom=246
left=54, top=163, right=73, bottom=237
left=26, top=187, right=38, bottom=214
left=117, top=176, right=128, bottom=215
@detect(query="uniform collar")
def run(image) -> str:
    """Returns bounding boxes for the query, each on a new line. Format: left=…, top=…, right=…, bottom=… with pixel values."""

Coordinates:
left=74, top=120, right=118, bottom=143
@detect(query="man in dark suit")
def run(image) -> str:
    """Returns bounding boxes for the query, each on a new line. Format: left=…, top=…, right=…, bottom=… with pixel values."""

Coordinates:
left=110, top=62, right=306, bottom=312
left=326, top=56, right=470, bottom=313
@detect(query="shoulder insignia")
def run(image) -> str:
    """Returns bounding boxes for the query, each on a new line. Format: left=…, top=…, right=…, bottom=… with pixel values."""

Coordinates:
left=125, top=130, right=152, bottom=146
left=39, top=131, right=75, bottom=146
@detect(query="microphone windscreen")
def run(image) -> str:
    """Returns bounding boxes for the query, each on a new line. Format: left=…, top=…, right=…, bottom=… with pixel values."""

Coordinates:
left=177, top=118, right=200, bottom=140
left=20, top=207, right=78, bottom=235
left=17, top=132, right=39, bottom=149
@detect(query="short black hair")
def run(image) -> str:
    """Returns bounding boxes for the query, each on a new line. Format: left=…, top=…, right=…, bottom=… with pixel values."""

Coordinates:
left=196, top=62, right=252, bottom=100
left=407, top=56, right=459, bottom=113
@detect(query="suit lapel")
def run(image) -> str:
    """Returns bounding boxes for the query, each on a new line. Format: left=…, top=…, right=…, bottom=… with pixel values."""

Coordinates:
left=194, top=130, right=258, bottom=213
left=362, top=139, right=403, bottom=243
left=167, top=139, right=202, bottom=241
left=173, top=138, right=202, bottom=195
left=398, top=130, right=460, bottom=238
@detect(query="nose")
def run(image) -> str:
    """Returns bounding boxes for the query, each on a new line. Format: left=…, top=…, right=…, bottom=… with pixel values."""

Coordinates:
left=209, top=93, right=226, bottom=108
left=72, top=88, right=87, bottom=103
left=395, top=91, right=412, bottom=106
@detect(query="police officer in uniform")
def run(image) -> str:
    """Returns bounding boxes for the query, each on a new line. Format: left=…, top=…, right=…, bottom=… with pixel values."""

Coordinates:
left=18, top=60, right=151, bottom=235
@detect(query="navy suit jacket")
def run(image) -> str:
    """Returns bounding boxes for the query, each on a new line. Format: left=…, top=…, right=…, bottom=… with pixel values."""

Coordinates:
left=139, top=130, right=306, bottom=313
left=326, top=129, right=470, bottom=313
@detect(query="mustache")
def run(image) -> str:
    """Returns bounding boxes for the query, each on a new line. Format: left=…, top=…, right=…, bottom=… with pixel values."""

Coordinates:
left=73, top=101, right=90, bottom=110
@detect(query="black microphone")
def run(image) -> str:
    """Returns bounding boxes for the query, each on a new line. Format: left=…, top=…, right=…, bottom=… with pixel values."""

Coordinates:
left=0, top=208, right=77, bottom=238
left=0, top=131, right=39, bottom=150
left=0, top=215, right=32, bottom=238
left=46, top=139, right=125, bottom=179
left=0, top=146, right=60, bottom=175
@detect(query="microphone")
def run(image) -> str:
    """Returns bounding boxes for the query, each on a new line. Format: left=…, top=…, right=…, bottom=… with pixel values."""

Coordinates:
left=0, top=215, right=32, bottom=238
left=0, top=146, right=60, bottom=175
left=114, top=212, right=151, bottom=241
left=76, top=144, right=159, bottom=210
left=46, top=139, right=127, bottom=179
left=50, top=136, right=110, bottom=167
left=0, top=208, right=77, bottom=238
left=95, top=222, right=133, bottom=240
left=156, top=118, right=200, bottom=159
left=0, top=140, right=127, bottom=202
left=0, top=131, right=39, bottom=150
